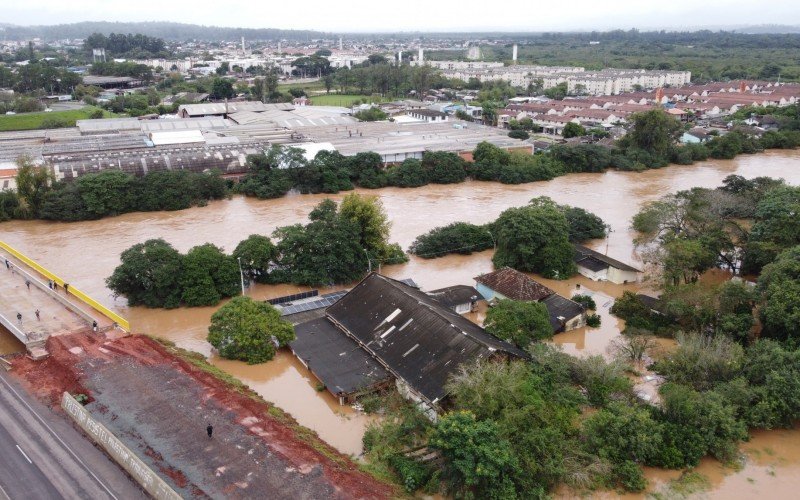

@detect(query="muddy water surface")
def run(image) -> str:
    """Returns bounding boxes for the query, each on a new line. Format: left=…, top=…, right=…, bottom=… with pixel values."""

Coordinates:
left=2, top=151, right=800, bottom=473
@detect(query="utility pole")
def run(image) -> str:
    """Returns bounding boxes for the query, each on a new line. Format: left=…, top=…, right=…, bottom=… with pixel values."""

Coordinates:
left=236, top=257, right=245, bottom=296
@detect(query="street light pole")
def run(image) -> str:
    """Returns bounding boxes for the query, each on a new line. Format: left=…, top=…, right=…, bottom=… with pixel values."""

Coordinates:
left=363, top=248, right=372, bottom=274
left=487, top=230, right=496, bottom=251
left=236, top=257, right=245, bottom=296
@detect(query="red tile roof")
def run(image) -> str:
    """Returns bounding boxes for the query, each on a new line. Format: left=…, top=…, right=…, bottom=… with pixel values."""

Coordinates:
left=474, top=267, right=554, bottom=301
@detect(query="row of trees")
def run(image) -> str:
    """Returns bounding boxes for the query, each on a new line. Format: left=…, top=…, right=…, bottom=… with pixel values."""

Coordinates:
left=409, top=196, right=607, bottom=279
left=83, top=32, right=168, bottom=59
left=106, top=194, right=407, bottom=308
left=4, top=160, right=227, bottom=222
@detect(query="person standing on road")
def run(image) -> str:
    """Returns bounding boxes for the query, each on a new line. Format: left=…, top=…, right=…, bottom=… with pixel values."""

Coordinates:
left=92, top=320, right=98, bottom=332
left=64, top=283, right=69, bottom=294
left=207, top=424, right=213, bottom=438
left=25, top=280, right=30, bottom=290
left=48, top=280, right=53, bottom=289
left=35, top=309, right=40, bottom=320
left=16, top=312, right=22, bottom=325
left=4, top=259, right=8, bottom=269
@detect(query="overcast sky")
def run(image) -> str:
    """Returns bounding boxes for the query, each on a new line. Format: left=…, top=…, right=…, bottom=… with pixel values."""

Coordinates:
left=3, top=0, right=800, bottom=32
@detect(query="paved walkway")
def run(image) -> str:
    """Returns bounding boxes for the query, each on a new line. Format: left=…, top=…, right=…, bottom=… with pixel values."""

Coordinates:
left=0, top=253, right=114, bottom=354
left=0, top=263, right=88, bottom=341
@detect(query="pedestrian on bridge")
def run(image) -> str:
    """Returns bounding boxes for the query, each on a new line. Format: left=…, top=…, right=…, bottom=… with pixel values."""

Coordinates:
left=25, top=280, right=30, bottom=290
left=4, top=259, right=8, bottom=269
left=16, top=312, right=22, bottom=325
left=35, top=309, right=40, bottom=320
left=48, top=280, right=53, bottom=290
left=92, top=320, right=98, bottom=332
left=64, top=283, right=70, bottom=294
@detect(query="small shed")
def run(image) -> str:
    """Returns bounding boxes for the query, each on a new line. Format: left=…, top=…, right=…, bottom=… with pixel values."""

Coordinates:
left=427, top=285, right=481, bottom=314
left=573, top=244, right=641, bottom=284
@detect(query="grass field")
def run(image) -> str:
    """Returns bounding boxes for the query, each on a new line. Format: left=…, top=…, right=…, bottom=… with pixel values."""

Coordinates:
left=277, top=80, right=326, bottom=93
left=309, top=94, right=392, bottom=107
left=0, top=106, right=116, bottom=132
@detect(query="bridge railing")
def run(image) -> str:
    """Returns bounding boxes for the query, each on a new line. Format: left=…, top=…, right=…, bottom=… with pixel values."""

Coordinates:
left=0, top=241, right=130, bottom=331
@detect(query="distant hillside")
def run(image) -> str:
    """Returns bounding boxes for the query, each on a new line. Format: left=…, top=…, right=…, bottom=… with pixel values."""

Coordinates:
left=0, top=21, right=329, bottom=42
left=732, top=24, right=800, bottom=34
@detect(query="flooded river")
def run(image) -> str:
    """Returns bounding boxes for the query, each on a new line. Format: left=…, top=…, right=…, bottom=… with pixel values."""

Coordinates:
left=2, top=150, right=799, bottom=488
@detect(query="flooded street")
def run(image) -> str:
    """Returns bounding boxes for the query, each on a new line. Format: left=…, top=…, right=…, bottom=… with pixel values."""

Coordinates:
left=2, top=150, right=800, bottom=483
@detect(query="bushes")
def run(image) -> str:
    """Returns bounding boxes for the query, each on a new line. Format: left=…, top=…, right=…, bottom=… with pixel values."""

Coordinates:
left=409, top=222, right=494, bottom=257
left=39, top=169, right=227, bottom=221
left=354, top=107, right=388, bottom=122
left=508, top=129, right=530, bottom=140
left=571, top=294, right=596, bottom=310
left=471, top=142, right=565, bottom=184
left=484, top=299, right=553, bottom=346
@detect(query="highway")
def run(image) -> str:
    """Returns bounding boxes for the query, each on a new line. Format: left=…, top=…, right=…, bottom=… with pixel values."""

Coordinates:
left=0, top=370, right=146, bottom=500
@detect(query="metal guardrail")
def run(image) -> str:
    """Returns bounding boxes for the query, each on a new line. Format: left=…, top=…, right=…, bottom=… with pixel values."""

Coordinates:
left=0, top=242, right=129, bottom=331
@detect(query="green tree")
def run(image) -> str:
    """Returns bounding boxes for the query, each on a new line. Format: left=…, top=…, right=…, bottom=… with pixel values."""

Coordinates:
left=492, top=201, right=577, bottom=279
left=233, top=235, right=277, bottom=284
left=338, top=193, right=407, bottom=265
left=582, top=401, right=662, bottom=464
left=508, top=130, right=530, bottom=140
left=409, top=222, right=493, bottom=257
left=106, top=239, right=184, bottom=308
left=180, top=244, right=240, bottom=307
left=651, top=332, right=744, bottom=391
left=618, top=109, right=682, bottom=161
left=562, top=122, right=586, bottom=138
left=15, top=156, right=52, bottom=217
left=75, top=170, right=136, bottom=218
left=210, top=77, right=234, bottom=99
left=0, top=190, right=21, bottom=221
left=273, top=199, right=366, bottom=285
left=431, top=411, right=519, bottom=500
left=386, top=158, right=428, bottom=188
left=207, top=296, right=295, bottom=364
left=757, top=245, right=800, bottom=340
left=484, top=299, right=553, bottom=346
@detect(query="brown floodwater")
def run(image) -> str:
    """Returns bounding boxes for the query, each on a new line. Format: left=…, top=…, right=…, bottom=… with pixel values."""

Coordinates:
left=1, top=150, right=799, bottom=476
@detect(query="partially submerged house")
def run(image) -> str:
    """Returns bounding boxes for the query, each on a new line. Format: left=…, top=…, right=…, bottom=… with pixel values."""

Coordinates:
left=426, top=285, right=482, bottom=314
left=573, top=244, right=642, bottom=284
left=474, top=267, right=587, bottom=333
left=290, top=273, right=527, bottom=416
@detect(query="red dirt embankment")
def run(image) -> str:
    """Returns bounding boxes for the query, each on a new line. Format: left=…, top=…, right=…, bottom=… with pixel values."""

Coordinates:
left=11, top=333, right=394, bottom=499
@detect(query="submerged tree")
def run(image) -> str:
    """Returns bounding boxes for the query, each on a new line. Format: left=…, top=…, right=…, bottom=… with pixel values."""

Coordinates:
left=207, top=296, right=294, bottom=364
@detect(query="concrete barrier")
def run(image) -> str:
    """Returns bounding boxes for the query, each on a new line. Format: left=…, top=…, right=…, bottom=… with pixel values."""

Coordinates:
left=61, top=393, right=182, bottom=500
left=0, top=242, right=129, bottom=331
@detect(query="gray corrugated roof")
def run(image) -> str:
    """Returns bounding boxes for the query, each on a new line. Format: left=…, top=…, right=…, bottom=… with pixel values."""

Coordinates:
left=540, top=294, right=585, bottom=332
left=326, top=273, right=527, bottom=406
left=291, top=317, right=391, bottom=396
left=427, top=285, right=481, bottom=310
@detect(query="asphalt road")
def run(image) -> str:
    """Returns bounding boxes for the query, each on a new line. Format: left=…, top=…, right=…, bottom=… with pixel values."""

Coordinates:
left=0, top=370, right=145, bottom=500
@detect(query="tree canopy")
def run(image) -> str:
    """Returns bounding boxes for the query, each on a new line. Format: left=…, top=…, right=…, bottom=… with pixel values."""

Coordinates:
left=207, top=296, right=295, bottom=364
left=492, top=199, right=578, bottom=279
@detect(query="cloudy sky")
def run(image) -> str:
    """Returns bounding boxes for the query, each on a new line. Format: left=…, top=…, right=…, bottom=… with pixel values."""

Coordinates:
left=3, top=0, right=800, bottom=31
